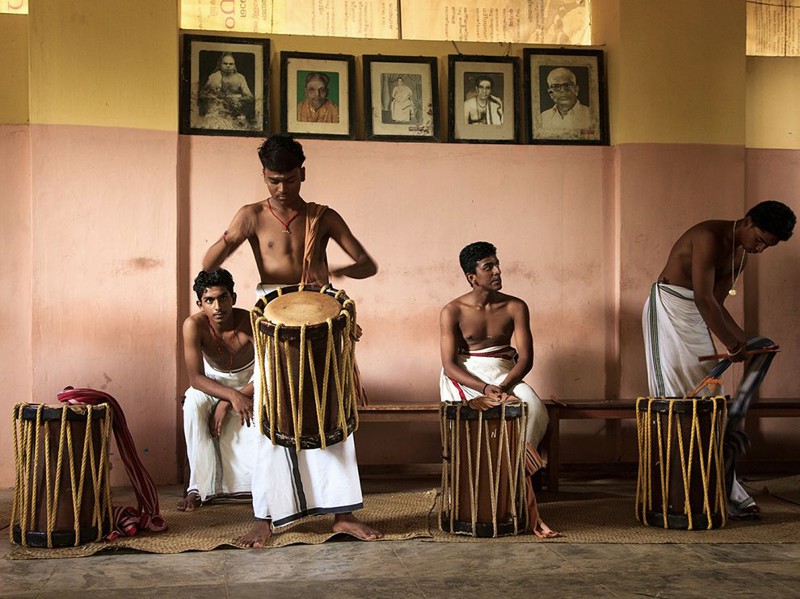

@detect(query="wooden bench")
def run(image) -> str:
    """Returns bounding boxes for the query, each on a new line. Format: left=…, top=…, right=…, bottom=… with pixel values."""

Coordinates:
left=541, top=397, right=800, bottom=492
left=358, top=398, right=800, bottom=491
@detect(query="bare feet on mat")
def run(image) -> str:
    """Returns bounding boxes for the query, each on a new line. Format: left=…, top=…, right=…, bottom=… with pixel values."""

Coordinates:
left=237, top=520, right=273, bottom=548
left=332, top=513, right=383, bottom=541
left=176, top=491, right=202, bottom=512
left=532, top=518, right=564, bottom=539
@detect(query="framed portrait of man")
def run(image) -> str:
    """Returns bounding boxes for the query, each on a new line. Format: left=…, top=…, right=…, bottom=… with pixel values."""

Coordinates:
left=523, top=48, right=609, bottom=145
left=363, top=55, right=440, bottom=142
left=280, top=51, right=356, bottom=139
left=180, top=34, right=270, bottom=137
left=449, top=55, right=520, bottom=144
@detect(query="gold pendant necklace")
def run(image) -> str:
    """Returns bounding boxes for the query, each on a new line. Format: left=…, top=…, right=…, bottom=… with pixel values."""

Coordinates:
left=729, top=219, right=746, bottom=296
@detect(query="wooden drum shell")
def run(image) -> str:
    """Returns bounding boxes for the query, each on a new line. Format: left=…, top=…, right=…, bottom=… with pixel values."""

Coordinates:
left=635, top=397, right=727, bottom=530
left=12, top=403, right=112, bottom=548
left=439, top=401, right=529, bottom=537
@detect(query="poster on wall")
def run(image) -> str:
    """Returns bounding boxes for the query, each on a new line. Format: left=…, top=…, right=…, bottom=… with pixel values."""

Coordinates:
left=180, top=34, right=270, bottom=137
left=281, top=51, right=356, bottom=139
left=448, top=55, right=519, bottom=144
left=524, top=48, right=608, bottom=145
left=363, top=55, right=440, bottom=142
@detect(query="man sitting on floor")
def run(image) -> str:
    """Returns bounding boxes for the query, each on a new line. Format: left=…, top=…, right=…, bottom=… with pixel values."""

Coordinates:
left=179, top=269, right=257, bottom=511
left=440, top=241, right=558, bottom=537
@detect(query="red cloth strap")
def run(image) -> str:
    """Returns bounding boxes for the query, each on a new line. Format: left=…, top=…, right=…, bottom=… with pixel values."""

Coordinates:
left=57, top=387, right=167, bottom=538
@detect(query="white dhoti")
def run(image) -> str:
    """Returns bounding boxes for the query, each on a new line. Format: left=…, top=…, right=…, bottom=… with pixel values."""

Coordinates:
left=642, top=282, right=755, bottom=513
left=252, top=284, right=363, bottom=527
left=642, top=283, right=715, bottom=398
left=439, top=346, right=549, bottom=448
left=183, top=358, right=257, bottom=501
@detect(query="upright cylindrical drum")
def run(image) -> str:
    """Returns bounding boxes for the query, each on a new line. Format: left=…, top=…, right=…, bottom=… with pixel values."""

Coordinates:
left=635, top=396, right=727, bottom=530
left=439, top=400, right=529, bottom=537
left=252, top=285, right=358, bottom=451
left=11, top=403, right=113, bottom=548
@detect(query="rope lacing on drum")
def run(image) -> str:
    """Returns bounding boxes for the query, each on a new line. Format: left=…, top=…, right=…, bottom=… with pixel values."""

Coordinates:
left=251, top=289, right=358, bottom=451
left=12, top=403, right=112, bottom=547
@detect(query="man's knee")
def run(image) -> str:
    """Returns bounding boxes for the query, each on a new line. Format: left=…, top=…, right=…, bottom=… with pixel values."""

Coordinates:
left=183, top=388, right=217, bottom=416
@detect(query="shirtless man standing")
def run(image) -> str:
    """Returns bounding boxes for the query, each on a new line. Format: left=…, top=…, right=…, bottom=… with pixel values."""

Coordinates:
left=440, top=241, right=557, bottom=537
left=203, top=134, right=381, bottom=546
left=180, top=269, right=255, bottom=511
left=643, top=200, right=795, bottom=517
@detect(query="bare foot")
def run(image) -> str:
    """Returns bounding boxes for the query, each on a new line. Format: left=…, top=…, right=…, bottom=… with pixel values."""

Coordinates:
left=533, top=518, right=564, bottom=539
left=332, top=513, right=383, bottom=541
left=237, top=520, right=273, bottom=548
left=176, top=491, right=202, bottom=512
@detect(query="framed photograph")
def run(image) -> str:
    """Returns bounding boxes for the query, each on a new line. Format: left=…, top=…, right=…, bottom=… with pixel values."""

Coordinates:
left=281, top=51, right=356, bottom=139
left=449, top=55, right=520, bottom=144
left=363, top=55, right=439, bottom=142
left=523, top=48, right=608, bottom=145
left=180, top=34, right=269, bottom=137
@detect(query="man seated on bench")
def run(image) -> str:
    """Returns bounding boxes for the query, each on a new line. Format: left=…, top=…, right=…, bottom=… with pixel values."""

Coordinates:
left=179, top=269, right=257, bottom=510
left=643, top=200, right=796, bottom=519
left=439, top=241, right=558, bottom=537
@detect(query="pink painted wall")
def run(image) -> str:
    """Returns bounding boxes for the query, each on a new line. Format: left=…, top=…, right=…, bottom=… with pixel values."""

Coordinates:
left=28, top=125, right=179, bottom=485
left=185, top=139, right=614, bottom=406
left=616, top=144, right=748, bottom=398
left=0, top=126, right=32, bottom=484
left=746, top=149, right=800, bottom=397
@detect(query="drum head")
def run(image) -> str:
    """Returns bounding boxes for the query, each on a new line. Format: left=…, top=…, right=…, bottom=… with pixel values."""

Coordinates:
left=263, top=290, right=342, bottom=327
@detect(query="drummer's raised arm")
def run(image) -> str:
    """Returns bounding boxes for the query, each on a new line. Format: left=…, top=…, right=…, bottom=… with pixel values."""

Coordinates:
left=326, top=208, right=378, bottom=280
left=203, top=206, right=253, bottom=273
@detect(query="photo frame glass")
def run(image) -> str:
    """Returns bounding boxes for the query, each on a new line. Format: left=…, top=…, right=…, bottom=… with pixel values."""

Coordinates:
left=366, top=58, right=437, bottom=140
left=527, top=50, right=607, bottom=144
left=283, top=53, right=353, bottom=138
left=182, top=35, right=269, bottom=137
left=451, top=58, right=517, bottom=143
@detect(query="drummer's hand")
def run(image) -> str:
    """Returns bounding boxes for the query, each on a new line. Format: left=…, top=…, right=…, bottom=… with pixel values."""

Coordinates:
left=727, top=341, right=747, bottom=363
left=467, top=395, right=501, bottom=411
left=484, top=385, right=504, bottom=399
left=210, top=401, right=231, bottom=438
left=229, top=392, right=254, bottom=427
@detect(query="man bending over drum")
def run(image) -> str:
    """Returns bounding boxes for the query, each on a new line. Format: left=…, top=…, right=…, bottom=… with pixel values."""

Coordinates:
left=440, top=241, right=559, bottom=538
left=202, top=134, right=381, bottom=546
left=180, top=269, right=257, bottom=511
left=643, top=200, right=795, bottom=519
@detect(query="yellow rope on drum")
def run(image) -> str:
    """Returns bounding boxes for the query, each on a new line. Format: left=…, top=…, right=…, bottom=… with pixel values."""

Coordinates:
left=11, top=403, right=113, bottom=547
left=634, top=397, right=645, bottom=522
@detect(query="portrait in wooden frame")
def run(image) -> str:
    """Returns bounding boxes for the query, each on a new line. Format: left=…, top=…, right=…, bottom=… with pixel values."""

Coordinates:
left=281, top=51, right=356, bottom=139
left=363, top=55, right=440, bottom=142
left=449, top=55, right=520, bottom=144
left=180, top=34, right=270, bottom=137
left=524, top=48, right=608, bottom=145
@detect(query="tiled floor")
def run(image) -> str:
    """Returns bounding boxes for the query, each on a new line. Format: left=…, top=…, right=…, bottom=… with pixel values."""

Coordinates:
left=2, top=475, right=799, bottom=599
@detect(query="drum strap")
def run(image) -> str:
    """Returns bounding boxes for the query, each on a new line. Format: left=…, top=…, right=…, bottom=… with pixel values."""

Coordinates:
left=58, top=387, right=168, bottom=538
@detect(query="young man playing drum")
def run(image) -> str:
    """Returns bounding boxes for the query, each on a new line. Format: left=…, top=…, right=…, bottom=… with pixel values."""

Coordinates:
left=202, top=134, right=381, bottom=546
left=440, top=241, right=559, bottom=538
left=180, top=269, right=257, bottom=511
left=643, top=200, right=795, bottom=519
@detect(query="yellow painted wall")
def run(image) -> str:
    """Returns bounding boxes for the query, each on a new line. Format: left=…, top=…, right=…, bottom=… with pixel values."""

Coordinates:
left=0, top=14, right=29, bottom=124
left=28, top=0, right=178, bottom=130
left=746, top=57, right=800, bottom=150
left=594, top=0, right=746, bottom=145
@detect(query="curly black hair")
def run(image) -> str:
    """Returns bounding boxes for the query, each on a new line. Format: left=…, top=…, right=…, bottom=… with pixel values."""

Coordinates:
left=257, top=134, right=306, bottom=172
left=193, top=269, right=235, bottom=301
left=747, top=200, right=796, bottom=241
left=459, top=241, right=497, bottom=275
